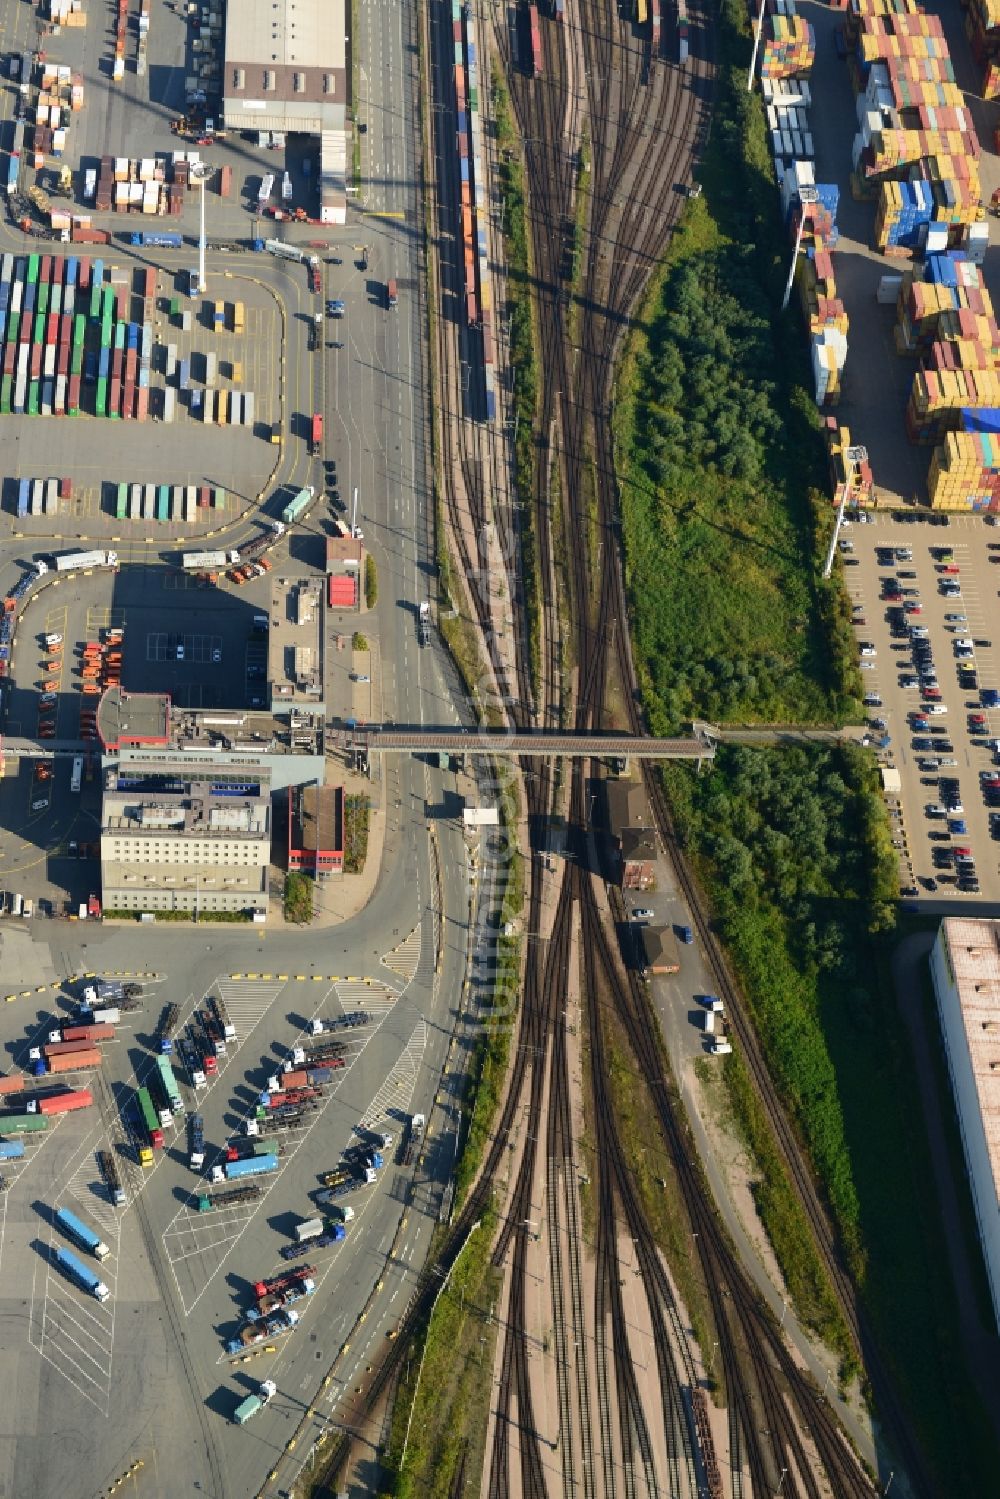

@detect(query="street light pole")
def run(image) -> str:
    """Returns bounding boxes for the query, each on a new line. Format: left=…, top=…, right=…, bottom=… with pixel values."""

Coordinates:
left=190, top=161, right=211, bottom=295
left=781, top=185, right=818, bottom=312
left=822, top=445, right=868, bottom=580
left=748, top=0, right=767, bottom=90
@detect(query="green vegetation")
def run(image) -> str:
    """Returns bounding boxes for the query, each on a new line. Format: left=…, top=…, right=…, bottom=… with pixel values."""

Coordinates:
left=102, top=909, right=251, bottom=923
left=344, top=793, right=371, bottom=874
left=352, top=631, right=369, bottom=652
left=667, top=745, right=998, bottom=1484
left=283, top=872, right=314, bottom=925
left=613, top=0, right=861, bottom=732
left=492, top=73, right=541, bottom=697
left=382, top=1213, right=502, bottom=1498
left=365, top=553, right=378, bottom=610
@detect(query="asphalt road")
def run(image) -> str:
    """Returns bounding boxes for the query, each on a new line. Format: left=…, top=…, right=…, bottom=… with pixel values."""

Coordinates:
left=0, top=0, right=483, bottom=1487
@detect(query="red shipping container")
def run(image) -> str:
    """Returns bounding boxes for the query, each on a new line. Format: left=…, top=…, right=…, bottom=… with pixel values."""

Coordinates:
left=109, top=374, right=121, bottom=413
left=67, top=373, right=81, bottom=412
left=43, top=1047, right=101, bottom=1074
left=30, top=343, right=42, bottom=379
left=39, top=254, right=51, bottom=284
left=60, top=312, right=72, bottom=345
left=125, top=346, right=137, bottom=383
left=218, top=164, right=233, bottom=197
left=112, top=347, right=123, bottom=380
left=44, top=1039, right=100, bottom=1059
left=3, top=344, right=15, bottom=377
left=77, top=256, right=90, bottom=289
left=144, top=267, right=156, bottom=301
left=46, top=312, right=58, bottom=345
left=136, top=384, right=148, bottom=421
left=122, top=377, right=134, bottom=419
left=58, top=477, right=72, bottom=500
left=0, top=1074, right=24, bottom=1096
left=198, top=484, right=210, bottom=507
left=60, top=1023, right=113, bottom=1043
left=57, top=342, right=69, bottom=378
left=35, top=1088, right=93, bottom=1115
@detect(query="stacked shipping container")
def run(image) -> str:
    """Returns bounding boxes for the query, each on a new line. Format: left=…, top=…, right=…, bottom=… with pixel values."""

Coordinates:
left=453, top=0, right=496, bottom=421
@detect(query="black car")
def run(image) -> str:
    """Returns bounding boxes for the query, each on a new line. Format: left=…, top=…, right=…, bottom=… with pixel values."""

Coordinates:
left=922, top=877, right=938, bottom=891
left=912, top=738, right=935, bottom=750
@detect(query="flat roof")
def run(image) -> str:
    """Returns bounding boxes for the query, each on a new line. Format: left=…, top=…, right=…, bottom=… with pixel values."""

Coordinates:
left=225, top=0, right=346, bottom=93
left=103, top=772, right=271, bottom=839
left=97, top=687, right=171, bottom=750
left=326, top=535, right=364, bottom=573
left=291, top=783, right=343, bottom=855
left=942, top=918, right=1000, bottom=1210
left=268, top=577, right=325, bottom=707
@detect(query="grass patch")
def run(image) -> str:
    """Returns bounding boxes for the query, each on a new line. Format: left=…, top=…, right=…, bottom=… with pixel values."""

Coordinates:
left=492, top=72, right=541, bottom=699
left=352, top=631, right=369, bottom=651
left=344, top=793, right=370, bottom=874
left=365, top=553, right=378, bottom=610
left=613, top=0, right=861, bottom=732
left=283, top=872, right=314, bottom=924
left=382, top=1211, right=503, bottom=1498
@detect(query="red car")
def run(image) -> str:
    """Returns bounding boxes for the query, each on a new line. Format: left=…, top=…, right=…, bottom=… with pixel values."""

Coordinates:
left=905, top=603, right=923, bottom=614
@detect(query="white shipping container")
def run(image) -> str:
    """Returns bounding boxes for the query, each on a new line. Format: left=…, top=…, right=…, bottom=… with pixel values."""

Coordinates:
left=172, top=487, right=183, bottom=520
left=165, top=343, right=177, bottom=379
left=45, top=478, right=58, bottom=514
left=54, top=373, right=67, bottom=415
left=144, top=483, right=156, bottom=519
left=31, top=479, right=44, bottom=514
left=202, top=388, right=214, bottom=424
left=43, top=344, right=56, bottom=379
left=243, top=390, right=254, bottom=426
left=230, top=392, right=242, bottom=426
left=162, top=386, right=176, bottom=423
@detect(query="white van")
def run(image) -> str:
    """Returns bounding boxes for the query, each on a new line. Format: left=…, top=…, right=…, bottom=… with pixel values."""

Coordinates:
left=44, top=633, right=62, bottom=647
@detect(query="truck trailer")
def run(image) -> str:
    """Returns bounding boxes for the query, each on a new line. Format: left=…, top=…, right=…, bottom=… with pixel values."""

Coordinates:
left=53, top=1243, right=110, bottom=1302
left=225, top=1307, right=299, bottom=1355
left=26, top=1089, right=91, bottom=1115
left=97, top=1148, right=126, bottom=1205
left=212, top=1152, right=279, bottom=1184
left=195, top=1183, right=262, bottom=1212
left=53, top=549, right=118, bottom=574
left=55, top=1205, right=110, bottom=1260
left=181, top=549, right=239, bottom=570
left=233, top=1379, right=276, bottom=1425
left=281, top=486, right=314, bottom=525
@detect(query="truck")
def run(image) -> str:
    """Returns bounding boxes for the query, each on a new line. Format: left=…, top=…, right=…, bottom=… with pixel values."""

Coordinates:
left=248, top=1280, right=314, bottom=1321
left=47, top=1023, right=114, bottom=1046
left=211, top=1152, right=280, bottom=1184
left=129, top=231, right=183, bottom=248
left=310, top=412, right=323, bottom=455
left=82, top=979, right=137, bottom=1005
left=267, top=1064, right=339, bottom=1092
left=279, top=1224, right=345, bottom=1260
left=31, top=1040, right=101, bottom=1063
left=195, top=1183, right=262, bottom=1212
left=308, top=1014, right=365, bottom=1036
left=418, top=602, right=431, bottom=646
left=320, top=1166, right=351, bottom=1190
left=326, top=1201, right=354, bottom=1223
left=259, top=1087, right=321, bottom=1111
left=156, top=1003, right=180, bottom=1054
left=387, top=278, right=398, bottom=308
left=79, top=1007, right=121, bottom=1026
left=225, top=1307, right=300, bottom=1355
left=178, top=1037, right=207, bottom=1089
left=26, top=1089, right=91, bottom=1116
left=252, top=1266, right=316, bottom=1300
left=33, top=1047, right=101, bottom=1077
left=0, top=1075, right=24, bottom=1098
left=189, top=1113, right=205, bottom=1170
left=182, top=549, right=239, bottom=570
left=285, top=1038, right=346, bottom=1066
left=401, top=1112, right=425, bottom=1167
left=209, top=995, right=236, bottom=1043
left=53, top=1244, right=110, bottom=1302
left=233, top=1379, right=277, bottom=1425
left=281, top=485, right=314, bottom=525
left=53, top=549, right=118, bottom=574
left=0, top=1140, right=25, bottom=1161
left=263, top=239, right=318, bottom=267
left=294, top=1217, right=325, bottom=1244
left=55, top=1205, right=110, bottom=1260
left=200, top=1007, right=226, bottom=1057
left=245, top=1112, right=310, bottom=1138
left=97, top=1149, right=126, bottom=1206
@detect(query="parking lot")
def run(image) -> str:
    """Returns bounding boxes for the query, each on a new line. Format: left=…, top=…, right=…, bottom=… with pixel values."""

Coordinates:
left=842, top=511, right=1000, bottom=904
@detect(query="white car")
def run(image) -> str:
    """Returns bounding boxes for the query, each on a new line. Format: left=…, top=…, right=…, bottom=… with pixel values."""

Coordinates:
left=860, top=661, right=877, bottom=671
left=863, top=693, right=882, bottom=707
left=910, top=626, right=930, bottom=638
left=632, top=908, right=654, bottom=921
left=928, top=704, right=948, bottom=715
left=860, top=644, right=876, bottom=657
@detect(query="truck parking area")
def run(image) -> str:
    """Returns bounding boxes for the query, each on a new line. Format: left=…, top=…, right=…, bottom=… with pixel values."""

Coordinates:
left=844, top=513, right=1000, bottom=903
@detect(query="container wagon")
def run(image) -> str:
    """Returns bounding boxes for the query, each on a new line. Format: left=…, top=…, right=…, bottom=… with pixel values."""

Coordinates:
left=529, top=3, right=543, bottom=76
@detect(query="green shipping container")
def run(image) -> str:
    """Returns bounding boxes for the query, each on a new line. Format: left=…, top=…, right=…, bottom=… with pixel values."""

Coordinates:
left=72, top=313, right=85, bottom=348
left=7, top=310, right=18, bottom=345
left=89, top=283, right=100, bottom=320
left=33, top=312, right=45, bottom=344
left=213, top=486, right=225, bottom=508
left=26, top=255, right=39, bottom=286
left=37, top=282, right=49, bottom=318
left=116, top=482, right=128, bottom=519
left=114, top=321, right=125, bottom=351
left=0, top=374, right=11, bottom=414
left=27, top=382, right=39, bottom=415
left=169, top=297, right=180, bottom=317
left=0, top=1112, right=48, bottom=1133
left=157, top=484, right=170, bottom=520
left=95, top=376, right=107, bottom=416
left=70, top=343, right=83, bottom=377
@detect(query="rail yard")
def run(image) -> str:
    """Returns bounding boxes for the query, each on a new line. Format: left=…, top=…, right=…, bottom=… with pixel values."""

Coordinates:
left=0, top=0, right=997, bottom=1487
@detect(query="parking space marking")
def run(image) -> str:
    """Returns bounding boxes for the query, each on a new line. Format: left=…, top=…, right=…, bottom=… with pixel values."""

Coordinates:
left=28, top=1124, right=121, bottom=1417
left=160, top=980, right=403, bottom=1317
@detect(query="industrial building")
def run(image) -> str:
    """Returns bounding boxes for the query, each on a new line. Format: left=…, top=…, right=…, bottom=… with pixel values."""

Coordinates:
left=930, top=918, right=1000, bottom=1331
left=326, top=534, right=365, bottom=612
left=269, top=576, right=326, bottom=715
left=222, top=0, right=348, bottom=223
left=100, top=763, right=272, bottom=918
left=287, top=783, right=345, bottom=876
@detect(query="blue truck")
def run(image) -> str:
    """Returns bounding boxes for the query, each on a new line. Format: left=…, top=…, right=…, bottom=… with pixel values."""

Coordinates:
left=55, top=1205, right=110, bottom=1260
left=53, top=1244, right=110, bottom=1302
left=129, top=231, right=183, bottom=249
left=212, top=1153, right=279, bottom=1184
left=279, top=1223, right=345, bottom=1261
left=0, top=1140, right=24, bottom=1161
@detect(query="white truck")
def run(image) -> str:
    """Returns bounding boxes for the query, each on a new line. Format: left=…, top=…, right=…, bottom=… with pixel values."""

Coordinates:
left=233, top=1379, right=277, bottom=1426
left=181, top=550, right=240, bottom=570
left=263, top=238, right=318, bottom=268
left=54, top=550, right=118, bottom=574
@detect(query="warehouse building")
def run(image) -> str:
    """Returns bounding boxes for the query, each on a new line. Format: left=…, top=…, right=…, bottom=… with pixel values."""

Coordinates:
left=222, top=0, right=348, bottom=223
left=930, top=918, right=1000, bottom=1331
left=287, top=783, right=344, bottom=876
left=100, top=763, right=271, bottom=919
